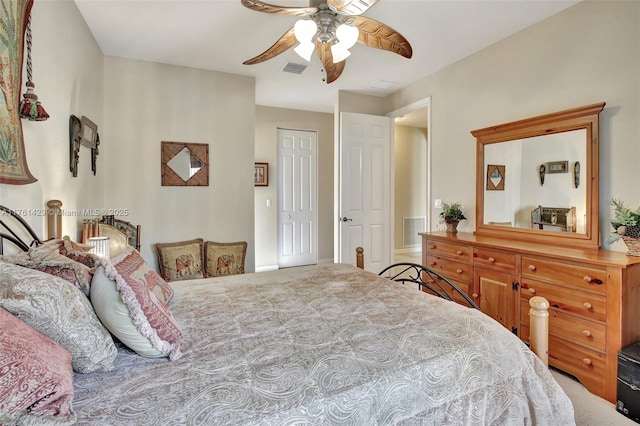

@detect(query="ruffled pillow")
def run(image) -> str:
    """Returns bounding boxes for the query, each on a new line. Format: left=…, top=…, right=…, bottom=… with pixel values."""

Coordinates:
left=0, top=307, right=76, bottom=425
left=111, top=246, right=174, bottom=304
left=0, top=262, right=117, bottom=373
left=91, top=262, right=183, bottom=360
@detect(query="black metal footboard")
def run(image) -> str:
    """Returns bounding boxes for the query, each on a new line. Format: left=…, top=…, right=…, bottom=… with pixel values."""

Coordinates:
left=379, top=262, right=480, bottom=310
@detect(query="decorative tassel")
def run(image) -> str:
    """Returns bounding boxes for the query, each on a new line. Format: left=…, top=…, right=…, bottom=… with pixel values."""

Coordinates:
left=18, top=14, right=49, bottom=121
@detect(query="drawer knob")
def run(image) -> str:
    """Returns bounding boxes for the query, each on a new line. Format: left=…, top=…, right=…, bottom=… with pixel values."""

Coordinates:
left=488, top=257, right=496, bottom=263
left=583, top=302, right=592, bottom=310
left=583, top=276, right=592, bottom=283
left=528, top=265, right=537, bottom=271
left=456, top=250, right=463, bottom=255
left=430, top=262, right=437, bottom=267
left=430, top=244, right=436, bottom=249
left=582, top=358, right=592, bottom=366
left=456, top=269, right=463, bottom=274
left=528, top=288, right=536, bottom=294
left=472, top=293, right=478, bottom=299
left=582, top=330, right=592, bottom=337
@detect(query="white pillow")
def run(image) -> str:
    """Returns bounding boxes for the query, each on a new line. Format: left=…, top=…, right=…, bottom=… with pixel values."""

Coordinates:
left=90, top=266, right=183, bottom=359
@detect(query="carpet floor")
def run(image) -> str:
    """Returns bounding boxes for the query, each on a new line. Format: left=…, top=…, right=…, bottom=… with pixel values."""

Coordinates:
left=550, top=368, right=637, bottom=425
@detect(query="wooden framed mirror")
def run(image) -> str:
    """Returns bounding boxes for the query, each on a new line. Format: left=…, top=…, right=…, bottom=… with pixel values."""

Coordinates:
left=472, top=102, right=605, bottom=248
left=161, top=141, right=209, bottom=186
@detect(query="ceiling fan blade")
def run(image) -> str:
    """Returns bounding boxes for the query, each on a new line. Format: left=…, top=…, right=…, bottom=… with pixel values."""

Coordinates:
left=347, top=15, right=413, bottom=59
left=327, top=0, right=379, bottom=16
left=243, top=28, right=297, bottom=65
left=241, top=0, right=317, bottom=16
left=315, top=40, right=346, bottom=84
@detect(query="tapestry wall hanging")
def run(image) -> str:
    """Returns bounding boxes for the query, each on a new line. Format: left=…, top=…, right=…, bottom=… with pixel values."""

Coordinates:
left=0, top=0, right=37, bottom=184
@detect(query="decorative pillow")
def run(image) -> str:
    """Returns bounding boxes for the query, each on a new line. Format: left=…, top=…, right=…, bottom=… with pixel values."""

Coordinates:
left=28, top=237, right=100, bottom=268
left=204, top=241, right=247, bottom=277
left=60, top=236, right=101, bottom=267
left=0, top=262, right=117, bottom=373
left=155, top=238, right=204, bottom=282
left=0, top=258, right=92, bottom=296
left=91, top=263, right=184, bottom=360
left=0, top=307, right=76, bottom=426
left=111, top=246, right=174, bottom=304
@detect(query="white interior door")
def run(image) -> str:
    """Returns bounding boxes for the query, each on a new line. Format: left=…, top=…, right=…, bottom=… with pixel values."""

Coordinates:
left=339, top=112, right=392, bottom=272
left=278, top=128, right=317, bottom=268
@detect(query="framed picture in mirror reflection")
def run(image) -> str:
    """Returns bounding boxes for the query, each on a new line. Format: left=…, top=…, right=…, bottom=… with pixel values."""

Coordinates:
left=486, top=164, right=505, bottom=190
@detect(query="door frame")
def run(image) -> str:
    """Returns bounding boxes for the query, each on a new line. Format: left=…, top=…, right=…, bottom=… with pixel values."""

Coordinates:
left=386, top=97, right=432, bottom=233
left=333, top=97, right=432, bottom=264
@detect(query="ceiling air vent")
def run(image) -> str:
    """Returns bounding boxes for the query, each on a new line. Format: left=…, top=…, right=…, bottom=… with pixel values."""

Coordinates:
left=282, top=61, right=307, bottom=75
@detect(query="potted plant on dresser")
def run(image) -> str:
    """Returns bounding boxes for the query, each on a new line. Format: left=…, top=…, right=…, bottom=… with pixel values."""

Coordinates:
left=440, top=202, right=467, bottom=233
left=608, top=198, right=640, bottom=256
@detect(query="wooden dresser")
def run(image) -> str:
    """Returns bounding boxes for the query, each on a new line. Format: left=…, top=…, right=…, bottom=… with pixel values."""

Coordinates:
left=421, top=231, right=640, bottom=403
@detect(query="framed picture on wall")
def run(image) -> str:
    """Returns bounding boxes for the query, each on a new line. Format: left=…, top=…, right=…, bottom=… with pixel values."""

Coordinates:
left=254, top=162, right=268, bottom=187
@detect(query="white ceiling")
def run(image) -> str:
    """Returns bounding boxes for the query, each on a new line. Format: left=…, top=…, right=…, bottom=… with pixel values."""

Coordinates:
left=74, top=0, right=579, bottom=114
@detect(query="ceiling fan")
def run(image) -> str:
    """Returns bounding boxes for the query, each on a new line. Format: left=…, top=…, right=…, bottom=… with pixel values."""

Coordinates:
left=241, top=0, right=413, bottom=83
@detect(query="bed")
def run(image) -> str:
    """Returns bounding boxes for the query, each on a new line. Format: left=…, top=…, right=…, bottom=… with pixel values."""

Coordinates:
left=0, top=207, right=574, bottom=425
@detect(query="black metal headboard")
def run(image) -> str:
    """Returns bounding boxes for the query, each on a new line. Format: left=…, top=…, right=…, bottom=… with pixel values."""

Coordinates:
left=0, top=206, right=43, bottom=254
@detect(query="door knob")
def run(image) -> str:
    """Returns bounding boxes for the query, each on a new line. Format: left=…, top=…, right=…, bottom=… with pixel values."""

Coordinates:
left=341, top=217, right=353, bottom=222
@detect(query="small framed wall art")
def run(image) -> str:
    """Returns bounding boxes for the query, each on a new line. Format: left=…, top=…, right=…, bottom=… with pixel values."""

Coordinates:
left=254, top=162, right=268, bottom=187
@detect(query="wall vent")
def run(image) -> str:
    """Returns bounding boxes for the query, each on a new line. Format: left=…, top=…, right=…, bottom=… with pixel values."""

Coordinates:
left=282, top=61, right=308, bottom=74
left=403, top=216, right=426, bottom=247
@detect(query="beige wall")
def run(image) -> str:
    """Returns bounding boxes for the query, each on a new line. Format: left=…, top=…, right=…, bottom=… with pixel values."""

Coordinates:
left=394, top=125, right=427, bottom=249
left=0, top=0, right=104, bottom=242
left=384, top=1, right=640, bottom=250
left=254, top=106, right=334, bottom=269
left=103, top=57, right=256, bottom=270
left=0, top=2, right=257, bottom=270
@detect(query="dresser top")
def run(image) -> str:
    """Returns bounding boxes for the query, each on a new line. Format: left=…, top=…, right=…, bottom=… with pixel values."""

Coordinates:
left=421, top=232, right=640, bottom=268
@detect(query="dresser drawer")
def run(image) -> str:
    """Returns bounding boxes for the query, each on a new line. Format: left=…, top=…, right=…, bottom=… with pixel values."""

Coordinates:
left=423, top=277, right=474, bottom=307
left=521, top=256, right=607, bottom=294
left=473, top=248, right=515, bottom=272
left=548, top=335, right=606, bottom=394
left=520, top=301, right=605, bottom=352
left=424, top=239, right=472, bottom=263
left=520, top=278, right=606, bottom=323
left=425, top=255, right=472, bottom=284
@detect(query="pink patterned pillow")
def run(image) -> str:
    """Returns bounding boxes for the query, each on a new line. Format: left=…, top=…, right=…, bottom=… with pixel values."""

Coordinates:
left=111, top=246, right=174, bottom=304
left=0, top=307, right=76, bottom=425
left=95, top=257, right=183, bottom=360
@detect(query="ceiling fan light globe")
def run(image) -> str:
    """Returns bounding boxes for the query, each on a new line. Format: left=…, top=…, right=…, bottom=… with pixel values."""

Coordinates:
left=294, top=42, right=315, bottom=61
left=331, top=45, right=351, bottom=63
left=294, top=19, right=318, bottom=43
left=335, top=24, right=359, bottom=49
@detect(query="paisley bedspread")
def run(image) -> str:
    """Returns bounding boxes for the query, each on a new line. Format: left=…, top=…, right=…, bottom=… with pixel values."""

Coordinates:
left=73, top=263, right=575, bottom=425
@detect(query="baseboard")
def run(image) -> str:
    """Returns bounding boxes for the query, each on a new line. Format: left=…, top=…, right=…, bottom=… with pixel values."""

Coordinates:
left=255, top=265, right=279, bottom=272
left=256, top=258, right=333, bottom=272
left=395, top=247, right=421, bottom=255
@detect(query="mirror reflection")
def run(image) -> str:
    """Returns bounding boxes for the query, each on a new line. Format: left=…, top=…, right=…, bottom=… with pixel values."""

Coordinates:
left=167, top=147, right=203, bottom=181
left=483, top=129, right=586, bottom=233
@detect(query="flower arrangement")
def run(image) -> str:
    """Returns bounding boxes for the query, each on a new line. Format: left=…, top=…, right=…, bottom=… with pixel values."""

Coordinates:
left=608, top=199, right=640, bottom=256
left=439, top=202, right=467, bottom=224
